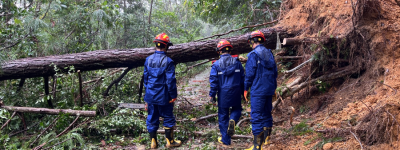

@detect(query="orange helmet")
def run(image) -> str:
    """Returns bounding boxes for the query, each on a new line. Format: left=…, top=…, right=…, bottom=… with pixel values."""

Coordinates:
left=153, top=33, right=173, bottom=48
left=216, top=39, right=233, bottom=51
left=248, top=30, right=265, bottom=43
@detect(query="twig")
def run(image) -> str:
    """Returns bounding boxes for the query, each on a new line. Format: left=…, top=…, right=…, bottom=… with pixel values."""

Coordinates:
left=180, top=97, right=194, bottom=105
left=41, top=0, right=53, bottom=20
left=16, top=112, right=27, bottom=132
left=29, top=116, right=60, bottom=148
left=56, top=115, right=80, bottom=138
left=148, top=0, right=154, bottom=24
left=0, top=111, right=17, bottom=130
left=284, top=57, right=314, bottom=74
left=52, top=75, right=57, bottom=102
left=35, top=116, right=81, bottom=150
left=193, top=113, right=218, bottom=122
left=138, top=74, right=144, bottom=103
left=290, top=106, right=295, bottom=126
left=9, top=122, right=39, bottom=137
left=378, top=81, right=398, bottom=96
left=350, top=129, right=364, bottom=150
left=178, top=59, right=210, bottom=74
left=275, top=56, right=304, bottom=59
left=42, top=138, right=73, bottom=150
left=78, top=70, right=83, bottom=107
left=194, top=20, right=277, bottom=42
left=237, top=118, right=250, bottom=127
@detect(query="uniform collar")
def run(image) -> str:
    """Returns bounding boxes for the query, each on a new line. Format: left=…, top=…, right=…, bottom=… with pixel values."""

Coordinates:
left=253, top=44, right=264, bottom=50
left=220, top=54, right=231, bottom=57
left=155, top=51, right=166, bottom=54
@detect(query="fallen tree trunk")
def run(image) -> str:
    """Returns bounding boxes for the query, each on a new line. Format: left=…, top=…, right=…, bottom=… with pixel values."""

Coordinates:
left=1, top=105, right=96, bottom=117
left=0, top=27, right=292, bottom=81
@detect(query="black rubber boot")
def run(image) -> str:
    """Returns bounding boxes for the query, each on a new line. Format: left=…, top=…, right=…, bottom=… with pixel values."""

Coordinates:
left=149, top=131, right=158, bottom=149
left=245, top=132, right=264, bottom=150
left=227, top=119, right=236, bottom=136
left=164, top=126, right=182, bottom=148
left=263, top=127, right=272, bottom=145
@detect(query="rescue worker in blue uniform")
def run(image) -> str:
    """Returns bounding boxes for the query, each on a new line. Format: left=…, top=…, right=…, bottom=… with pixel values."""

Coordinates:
left=209, top=39, right=245, bottom=147
left=144, top=33, right=181, bottom=149
left=244, top=30, right=278, bottom=150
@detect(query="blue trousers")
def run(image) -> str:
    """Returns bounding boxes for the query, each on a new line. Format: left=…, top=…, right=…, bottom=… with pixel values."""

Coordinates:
left=146, top=103, right=176, bottom=133
left=218, top=105, right=242, bottom=145
left=250, top=95, right=273, bottom=136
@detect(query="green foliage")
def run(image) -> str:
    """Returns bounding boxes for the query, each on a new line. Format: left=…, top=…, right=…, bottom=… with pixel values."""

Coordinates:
left=284, top=120, right=314, bottom=136
left=299, top=105, right=309, bottom=114
left=89, top=108, right=146, bottom=136
left=316, top=80, right=329, bottom=93
left=0, top=0, right=283, bottom=148
left=312, top=136, right=343, bottom=150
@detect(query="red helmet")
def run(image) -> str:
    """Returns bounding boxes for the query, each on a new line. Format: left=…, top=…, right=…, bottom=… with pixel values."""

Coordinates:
left=153, top=33, right=173, bottom=47
left=248, top=30, right=265, bottom=43
left=216, top=39, right=233, bottom=51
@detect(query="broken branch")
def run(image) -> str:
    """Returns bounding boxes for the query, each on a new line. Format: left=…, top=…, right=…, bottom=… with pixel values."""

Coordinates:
left=56, top=115, right=80, bottom=138
left=0, top=111, right=17, bottom=130
left=284, top=57, right=314, bottom=74
left=194, top=20, right=277, bottom=42
left=29, top=116, right=60, bottom=148
left=1, top=105, right=96, bottom=117
left=103, top=67, right=132, bottom=96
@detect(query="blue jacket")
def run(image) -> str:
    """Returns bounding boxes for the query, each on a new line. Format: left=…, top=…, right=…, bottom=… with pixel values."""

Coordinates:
left=144, top=51, right=177, bottom=105
left=209, top=54, right=245, bottom=108
left=244, top=45, right=278, bottom=96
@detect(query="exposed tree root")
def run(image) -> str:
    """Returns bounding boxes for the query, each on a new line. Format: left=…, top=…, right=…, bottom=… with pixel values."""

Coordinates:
left=273, top=66, right=359, bottom=110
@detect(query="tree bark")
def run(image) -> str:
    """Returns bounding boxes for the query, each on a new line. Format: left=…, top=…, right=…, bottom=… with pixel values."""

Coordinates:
left=1, top=106, right=96, bottom=117
left=273, top=66, right=359, bottom=109
left=282, top=37, right=337, bottom=46
left=44, top=76, right=54, bottom=108
left=0, top=27, right=292, bottom=81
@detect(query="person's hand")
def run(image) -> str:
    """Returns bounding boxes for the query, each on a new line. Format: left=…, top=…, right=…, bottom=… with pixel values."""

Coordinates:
left=238, top=56, right=247, bottom=62
left=272, top=91, right=277, bottom=103
left=244, top=91, right=249, bottom=102
left=209, top=97, right=216, bottom=106
left=169, top=98, right=177, bottom=103
left=145, top=103, right=148, bottom=111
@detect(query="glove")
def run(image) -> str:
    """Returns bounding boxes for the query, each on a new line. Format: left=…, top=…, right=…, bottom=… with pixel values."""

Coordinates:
left=145, top=103, right=148, bottom=111
left=169, top=98, right=177, bottom=103
left=238, top=56, right=247, bottom=62
left=209, top=97, right=216, bottom=105
left=244, top=90, right=249, bottom=102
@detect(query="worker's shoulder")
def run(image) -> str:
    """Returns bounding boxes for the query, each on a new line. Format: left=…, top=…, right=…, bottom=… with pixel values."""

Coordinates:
left=165, top=56, right=174, bottom=63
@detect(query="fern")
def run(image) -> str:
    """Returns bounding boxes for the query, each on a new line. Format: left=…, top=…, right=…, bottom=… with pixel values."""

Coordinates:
left=23, top=15, right=49, bottom=31
left=39, top=132, right=57, bottom=144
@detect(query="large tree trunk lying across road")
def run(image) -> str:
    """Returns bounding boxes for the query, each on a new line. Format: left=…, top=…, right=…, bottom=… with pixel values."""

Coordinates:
left=0, top=105, right=96, bottom=117
left=0, top=27, right=292, bottom=81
